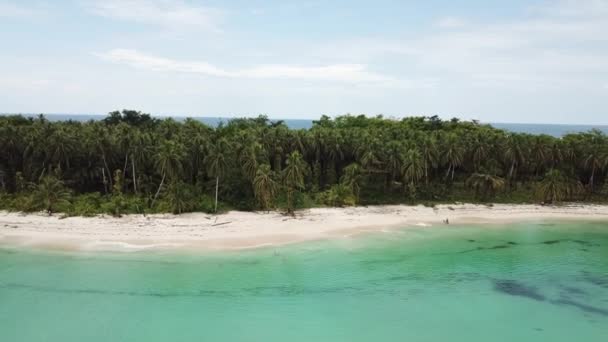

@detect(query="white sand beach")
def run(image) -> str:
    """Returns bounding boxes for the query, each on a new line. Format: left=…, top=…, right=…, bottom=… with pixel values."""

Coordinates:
left=1, top=204, right=608, bottom=252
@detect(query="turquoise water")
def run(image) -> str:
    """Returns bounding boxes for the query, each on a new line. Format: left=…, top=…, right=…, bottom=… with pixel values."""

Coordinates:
left=1, top=222, right=607, bottom=341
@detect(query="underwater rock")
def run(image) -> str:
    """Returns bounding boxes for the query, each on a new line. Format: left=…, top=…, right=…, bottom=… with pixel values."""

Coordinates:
left=493, top=280, right=546, bottom=301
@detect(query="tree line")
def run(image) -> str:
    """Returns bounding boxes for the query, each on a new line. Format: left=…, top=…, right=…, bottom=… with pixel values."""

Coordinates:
left=1, top=110, right=607, bottom=216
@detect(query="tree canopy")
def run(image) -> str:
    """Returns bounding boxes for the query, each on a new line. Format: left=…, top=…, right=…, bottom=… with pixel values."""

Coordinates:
left=1, top=111, right=607, bottom=216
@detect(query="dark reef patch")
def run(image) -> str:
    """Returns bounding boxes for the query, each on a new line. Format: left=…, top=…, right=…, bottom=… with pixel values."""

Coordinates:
left=561, top=286, right=588, bottom=296
left=489, top=245, right=509, bottom=250
left=582, top=272, right=608, bottom=288
left=493, top=280, right=546, bottom=301
left=552, top=298, right=608, bottom=317
left=542, top=240, right=561, bottom=245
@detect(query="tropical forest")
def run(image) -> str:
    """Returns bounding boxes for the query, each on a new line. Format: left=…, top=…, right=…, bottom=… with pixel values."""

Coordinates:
left=1, top=111, right=607, bottom=216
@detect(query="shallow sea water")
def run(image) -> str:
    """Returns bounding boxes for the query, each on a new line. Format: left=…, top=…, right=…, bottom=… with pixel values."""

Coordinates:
left=1, top=221, right=607, bottom=341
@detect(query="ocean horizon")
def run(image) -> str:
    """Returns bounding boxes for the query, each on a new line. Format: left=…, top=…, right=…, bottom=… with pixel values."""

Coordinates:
left=2, top=113, right=608, bottom=137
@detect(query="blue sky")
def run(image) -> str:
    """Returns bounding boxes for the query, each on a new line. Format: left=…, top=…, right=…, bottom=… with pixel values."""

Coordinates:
left=1, top=0, right=607, bottom=124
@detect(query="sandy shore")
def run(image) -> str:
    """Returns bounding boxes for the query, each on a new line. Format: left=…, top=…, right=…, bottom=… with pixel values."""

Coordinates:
left=1, top=204, right=608, bottom=252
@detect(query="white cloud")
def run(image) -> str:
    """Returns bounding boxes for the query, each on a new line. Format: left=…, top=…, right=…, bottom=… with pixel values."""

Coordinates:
left=0, top=77, right=52, bottom=90
left=0, top=2, right=44, bottom=18
left=88, top=0, right=224, bottom=32
left=314, top=0, right=608, bottom=90
left=97, top=49, right=393, bottom=82
left=436, top=16, right=468, bottom=29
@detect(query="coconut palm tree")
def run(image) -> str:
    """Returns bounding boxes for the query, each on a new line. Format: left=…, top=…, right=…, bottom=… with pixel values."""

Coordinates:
left=384, top=141, right=403, bottom=184
left=503, top=134, right=527, bottom=186
left=205, top=138, right=229, bottom=213
left=34, top=175, right=71, bottom=215
left=442, top=133, right=464, bottom=181
left=282, top=151, right=308, bottom=214
left=402, top=149, right=425, bottom=191
left=582, top=147, right=607, bottom=193
left=466, top=173, right=505, bottom=201
left=152, top=140, right=186, bottom=207
left=537, top=169, right=582, bottom=203
left=164, top=181, right=195, bottom=214
left=129, top=130, right=150, bottom=194
left=341, top=163, right=363, bottom=203
left=253, top=164, right=278, bottom=210
left=420, top=134, right=439, bottom=185
left=240, top=143, right=263, bottom=181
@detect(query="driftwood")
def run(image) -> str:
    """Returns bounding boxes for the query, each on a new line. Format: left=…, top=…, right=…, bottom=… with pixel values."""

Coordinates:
left=212, top=221, right=231, bottom=227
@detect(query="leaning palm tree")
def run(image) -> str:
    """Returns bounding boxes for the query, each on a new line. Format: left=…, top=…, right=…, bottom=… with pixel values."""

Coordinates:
left=240, top=143, right=263, bottom=181
left=253, top=164, right=278, bottom=210
left=282, top=151, right=308, bottom=214
left=402, top=149, right=425, bottom=191
left=34, top=175, right=71, bottom=215
left=537, top=169, right=582, bottom=203
left=340, top=163, right=363, bottom=203
left=205, top=138, right=229, bottom=213
left=466, top=173, right=505, bottom=201
left=152, top=140, right=186, bottom=207
left=582, top=148, right=606, bottom=193
left=442, top=133, right=464, bottom=181
left=129, top=130, right=150, bottom=194
left=420, top=134, right=439, bottom=185
left=503, top=134, right=527, bottom=186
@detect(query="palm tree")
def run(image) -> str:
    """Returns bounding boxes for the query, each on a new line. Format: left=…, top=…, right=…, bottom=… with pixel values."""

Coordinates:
left=420, top=134, right=439, bottom=185
left=401, top=149, right=424, bottom=192
left=282, top=151, right=308, bottom=214
left=442, top=133, right=464, bottom=181
left=530, top=135, right=551, bottom=176
left=129, top=130, right=150, bottom=194
left=47, top=126, right=76, bottom=170
left=253, top=164, right=278, bottom=210
left=537, top=169, right=582, bottom=203
left=34, top=175, right=71, bottom=215
left=384, top=141, right=403, bottom=184
left=503, top=134, right=527, bottom=186
left=341, top=163, right=363, bottom=203
left=205, top=138, right=229, bottom=213
left=470, top=133, right=490, bottom=172
left=466, top=173, right=505, bottom=201
left=582, top=147, right=606, bottom=193
left=164, top=181, right=195, bottom=214
left=240, top=143, right=262, bottom=181
left=152, top=140, right=186, bottom=206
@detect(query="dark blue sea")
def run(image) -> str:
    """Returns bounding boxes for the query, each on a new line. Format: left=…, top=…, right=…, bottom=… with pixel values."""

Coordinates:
left=2, top=113, right=607, bottom=137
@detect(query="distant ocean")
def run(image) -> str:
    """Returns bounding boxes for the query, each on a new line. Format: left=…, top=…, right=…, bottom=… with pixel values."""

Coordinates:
left=2, top=113, right=608, bottom=137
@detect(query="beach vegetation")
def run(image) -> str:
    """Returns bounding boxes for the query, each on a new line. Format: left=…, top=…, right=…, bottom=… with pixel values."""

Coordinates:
left=1, top=111, right=607, bottom=215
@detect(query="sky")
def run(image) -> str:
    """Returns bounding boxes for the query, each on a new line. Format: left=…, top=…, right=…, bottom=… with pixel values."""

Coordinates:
left=0, top=0, right=607, bottom=124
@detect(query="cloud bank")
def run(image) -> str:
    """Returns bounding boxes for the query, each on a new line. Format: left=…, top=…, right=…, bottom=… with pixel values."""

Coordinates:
left=88, top=0, right=224, bottom=32
left=97, top=49, right=393, bottom=82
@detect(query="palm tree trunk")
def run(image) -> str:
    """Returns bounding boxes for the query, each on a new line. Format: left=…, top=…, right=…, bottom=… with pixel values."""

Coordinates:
left=102, top=153, right=112, bottom=190
left=131, top=157, right=137, bottom=194
left=122, top=154, right=129, bottom=191
left=589, top=166, right=595, bottom=193
left=214, top=176, right=219, bottom=213
left=508, top=162, right=515, bottom=189
left=101, top=167, right=108, bottom=194
left=152, top=172, right=166, bottom=207
left=424, top=159, right=428, bottom=185
left=287, top=189, right=293, bottom=214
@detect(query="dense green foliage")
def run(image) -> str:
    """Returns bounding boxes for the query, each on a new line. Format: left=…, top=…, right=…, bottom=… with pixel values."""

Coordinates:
left=1, top=111, right=607, bottom=216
